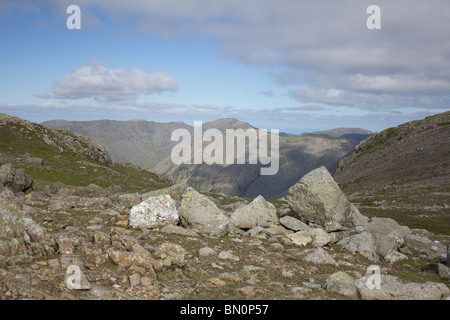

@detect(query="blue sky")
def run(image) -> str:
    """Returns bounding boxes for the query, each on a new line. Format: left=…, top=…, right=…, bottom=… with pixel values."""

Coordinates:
left=1, top=0, right=449, bottom=134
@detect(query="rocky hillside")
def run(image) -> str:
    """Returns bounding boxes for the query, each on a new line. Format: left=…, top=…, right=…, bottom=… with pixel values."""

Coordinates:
left=333, top=111, right=450, bottom=235
left=1, top=165, right=449, bottom=301
left=43, top=118, right=361, bottom=199
left=0, top=113, right=169, bottom=194
left=2, top=112, right=449, bottom=301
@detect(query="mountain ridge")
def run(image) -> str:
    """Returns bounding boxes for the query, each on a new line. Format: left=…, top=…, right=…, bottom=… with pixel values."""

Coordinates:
left=43, top=118, right=366, bottom=199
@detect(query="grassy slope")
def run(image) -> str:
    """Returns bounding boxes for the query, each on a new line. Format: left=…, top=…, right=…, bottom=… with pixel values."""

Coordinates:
left=0, top=115, right=170, bottom=194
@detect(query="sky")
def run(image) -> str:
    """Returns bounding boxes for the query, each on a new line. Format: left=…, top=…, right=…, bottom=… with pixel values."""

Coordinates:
left=1, top=0, right=449, bottom=134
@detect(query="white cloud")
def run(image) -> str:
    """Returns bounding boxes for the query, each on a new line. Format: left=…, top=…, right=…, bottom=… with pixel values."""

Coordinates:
left=36, top=61, right=178, bottom=102
left=41, top=0, right=450, bottom=111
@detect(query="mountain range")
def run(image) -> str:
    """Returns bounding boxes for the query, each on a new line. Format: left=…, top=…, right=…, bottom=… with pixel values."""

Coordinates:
left=43, top=118, right=372, bottom=199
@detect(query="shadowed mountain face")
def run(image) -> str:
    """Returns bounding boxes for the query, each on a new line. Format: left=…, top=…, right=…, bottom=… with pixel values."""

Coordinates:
left=333, top=111, right=450, bottom=234
left=153, top=133, right=357, bottom=199
left=44, top=118, right=362, bottom=199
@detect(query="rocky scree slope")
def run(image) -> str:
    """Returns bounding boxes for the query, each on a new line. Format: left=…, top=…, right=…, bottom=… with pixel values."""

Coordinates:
left=1, top=164, right=449, bottom=300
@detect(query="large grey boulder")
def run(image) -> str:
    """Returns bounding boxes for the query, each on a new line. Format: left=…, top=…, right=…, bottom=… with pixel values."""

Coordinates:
left=0, top=163, right=15, bottom=188
left=403, top=234, right=447, bottom=261
left=355, top=274, right=450, bottom=300
left=364, top=217, right=411, bottom=257
left=286, top=166, right=368, bottom=232
left=178, top=187, right=229, bottom=236
left=0, top=164, right=33, bottom=192
left=129, top=195, right=179, bottom=229
left=230, top=195, right=278, bottom=229
left=337, top=232, right=379, bottom=262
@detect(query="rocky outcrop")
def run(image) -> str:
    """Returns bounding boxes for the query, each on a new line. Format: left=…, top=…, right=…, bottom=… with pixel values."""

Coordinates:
left=0, top=113, right=112, bottom=166
left=287, top=166, right=368, bottom=231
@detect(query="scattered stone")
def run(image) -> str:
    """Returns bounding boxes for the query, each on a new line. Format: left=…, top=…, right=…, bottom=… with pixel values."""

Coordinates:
left=220, top=272, right=244, bottom=282
left=159, top=224, right=199, bottom=237
left=199, top=247, right=216, bottom=257
left=129, top=273, right=141, bottom=287
left=25, top=158, right=43, bottom=167
left=108, top=250, right=155, bottom=273
left=218, top=250, right=240, bottom=261
left=115, top=220, right=128, bottom=227
left=303, top=248, right=338, bottom=266
left=209, top=278, right=226, bottom=286
left=384, top=250, right=409, bottom=263
left=281, top=270, right=295, bottom=278
left=154, top=242, right=186, bottom=268
left=141, top=276, right=153, bottom=287
left=237, top=286, right=256, bottom=297
left=129, top=195, right=179, bottom=229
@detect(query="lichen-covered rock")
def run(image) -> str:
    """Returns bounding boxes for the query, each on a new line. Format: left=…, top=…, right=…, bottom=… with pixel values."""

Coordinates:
left=230, top=195, right=278, bottom=229
left=286, top=166, right=368, bottom=232
left=129, top=195, right=179, bottom=229
left=178, top=187, right=229, bottom=236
